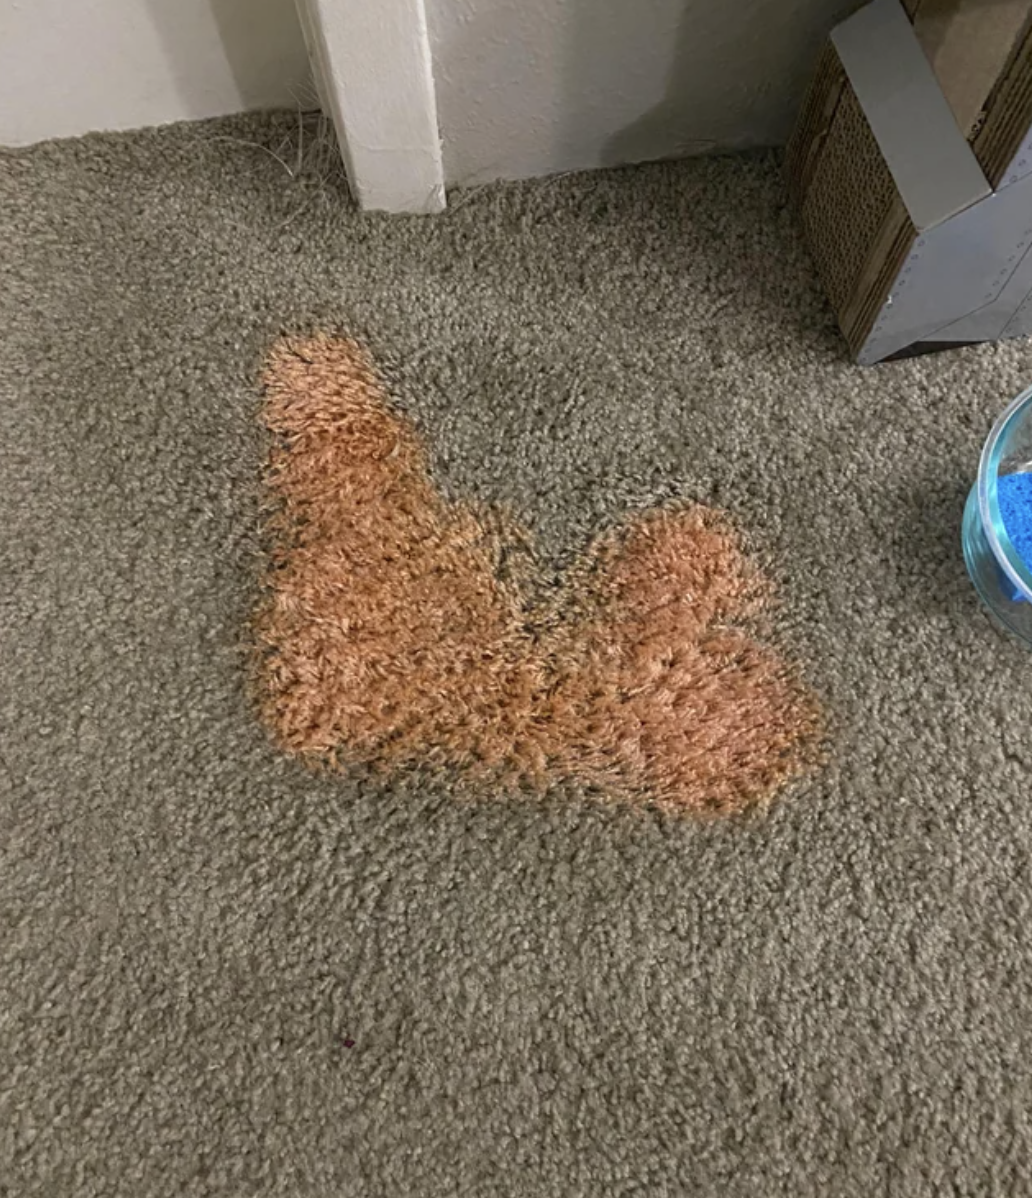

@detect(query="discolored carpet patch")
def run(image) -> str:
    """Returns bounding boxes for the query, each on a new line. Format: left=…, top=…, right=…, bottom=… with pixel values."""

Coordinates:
left=256, top=334, right=821, bottom=812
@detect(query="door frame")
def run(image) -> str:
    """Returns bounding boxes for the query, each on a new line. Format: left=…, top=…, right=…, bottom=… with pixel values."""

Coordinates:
left=295, top=0, right=445, bottom=212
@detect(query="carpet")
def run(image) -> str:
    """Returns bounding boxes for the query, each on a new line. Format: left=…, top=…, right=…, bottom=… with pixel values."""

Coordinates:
left=4, top=112, right=1032, bottom=1196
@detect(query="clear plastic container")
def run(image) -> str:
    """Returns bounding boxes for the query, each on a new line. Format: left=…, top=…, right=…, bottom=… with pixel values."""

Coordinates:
left=962, top=384, right=1032, bottom=646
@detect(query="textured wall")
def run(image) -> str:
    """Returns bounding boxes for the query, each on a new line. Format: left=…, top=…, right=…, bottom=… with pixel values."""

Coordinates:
left=0, top=0, right=311, bottom=146
left=427, top=0, right=864, bottom=185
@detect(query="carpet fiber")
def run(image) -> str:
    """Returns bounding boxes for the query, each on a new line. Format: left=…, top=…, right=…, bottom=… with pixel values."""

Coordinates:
left=4, top=112, right=1032, bottom=1196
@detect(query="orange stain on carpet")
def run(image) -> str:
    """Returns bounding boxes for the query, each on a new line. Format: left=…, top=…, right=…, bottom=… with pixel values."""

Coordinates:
left=255, top=334, right=822, bottom=813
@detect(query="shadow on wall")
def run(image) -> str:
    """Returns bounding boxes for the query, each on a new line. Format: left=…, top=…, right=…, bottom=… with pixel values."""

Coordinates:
left=139, top=0, right=312, bottom=117
left=207, top=0, right=314, bottom=109
left=563, top=0, right=865, bottom=170
left=430, top=0, right=866, bottom=184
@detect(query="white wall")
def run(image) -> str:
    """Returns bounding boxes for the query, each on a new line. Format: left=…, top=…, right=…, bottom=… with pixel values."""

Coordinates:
left=0, top=0, right=312, bottom=146
left=426, top=0, right=864, bottom=186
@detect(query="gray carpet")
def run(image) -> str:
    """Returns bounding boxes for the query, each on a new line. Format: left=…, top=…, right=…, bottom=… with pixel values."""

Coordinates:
left=4, top=111, right=1032, bottom=1197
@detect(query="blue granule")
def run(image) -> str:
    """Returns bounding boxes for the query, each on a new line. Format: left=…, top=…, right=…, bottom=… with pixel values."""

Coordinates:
left=997, top=471, right=1032, bottom=600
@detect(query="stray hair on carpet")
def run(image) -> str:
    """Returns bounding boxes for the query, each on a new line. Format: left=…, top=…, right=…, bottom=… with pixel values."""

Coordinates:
left=254, top=334, right=822, bottom=813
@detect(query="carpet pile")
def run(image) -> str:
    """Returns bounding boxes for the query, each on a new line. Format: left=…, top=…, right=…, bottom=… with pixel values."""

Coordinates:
left=4, top=112, right=1032, bottom=1196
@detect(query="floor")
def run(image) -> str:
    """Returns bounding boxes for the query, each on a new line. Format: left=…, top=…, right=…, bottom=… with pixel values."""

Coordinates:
left=4, top=111, right=1032, bottom=1196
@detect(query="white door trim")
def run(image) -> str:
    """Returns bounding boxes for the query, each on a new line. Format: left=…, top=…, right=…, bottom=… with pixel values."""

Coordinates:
left=295, top=0, right=445, bottom=213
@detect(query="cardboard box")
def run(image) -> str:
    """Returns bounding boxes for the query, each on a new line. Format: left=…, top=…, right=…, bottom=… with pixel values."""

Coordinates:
left=788, top=0, right=1032, bottom=363
left=909, top=0, right=1031, bottom=151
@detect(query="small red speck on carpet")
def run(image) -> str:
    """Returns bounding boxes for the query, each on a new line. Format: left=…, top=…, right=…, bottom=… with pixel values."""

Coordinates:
left=343, top=1038, right=355, bottom=1048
